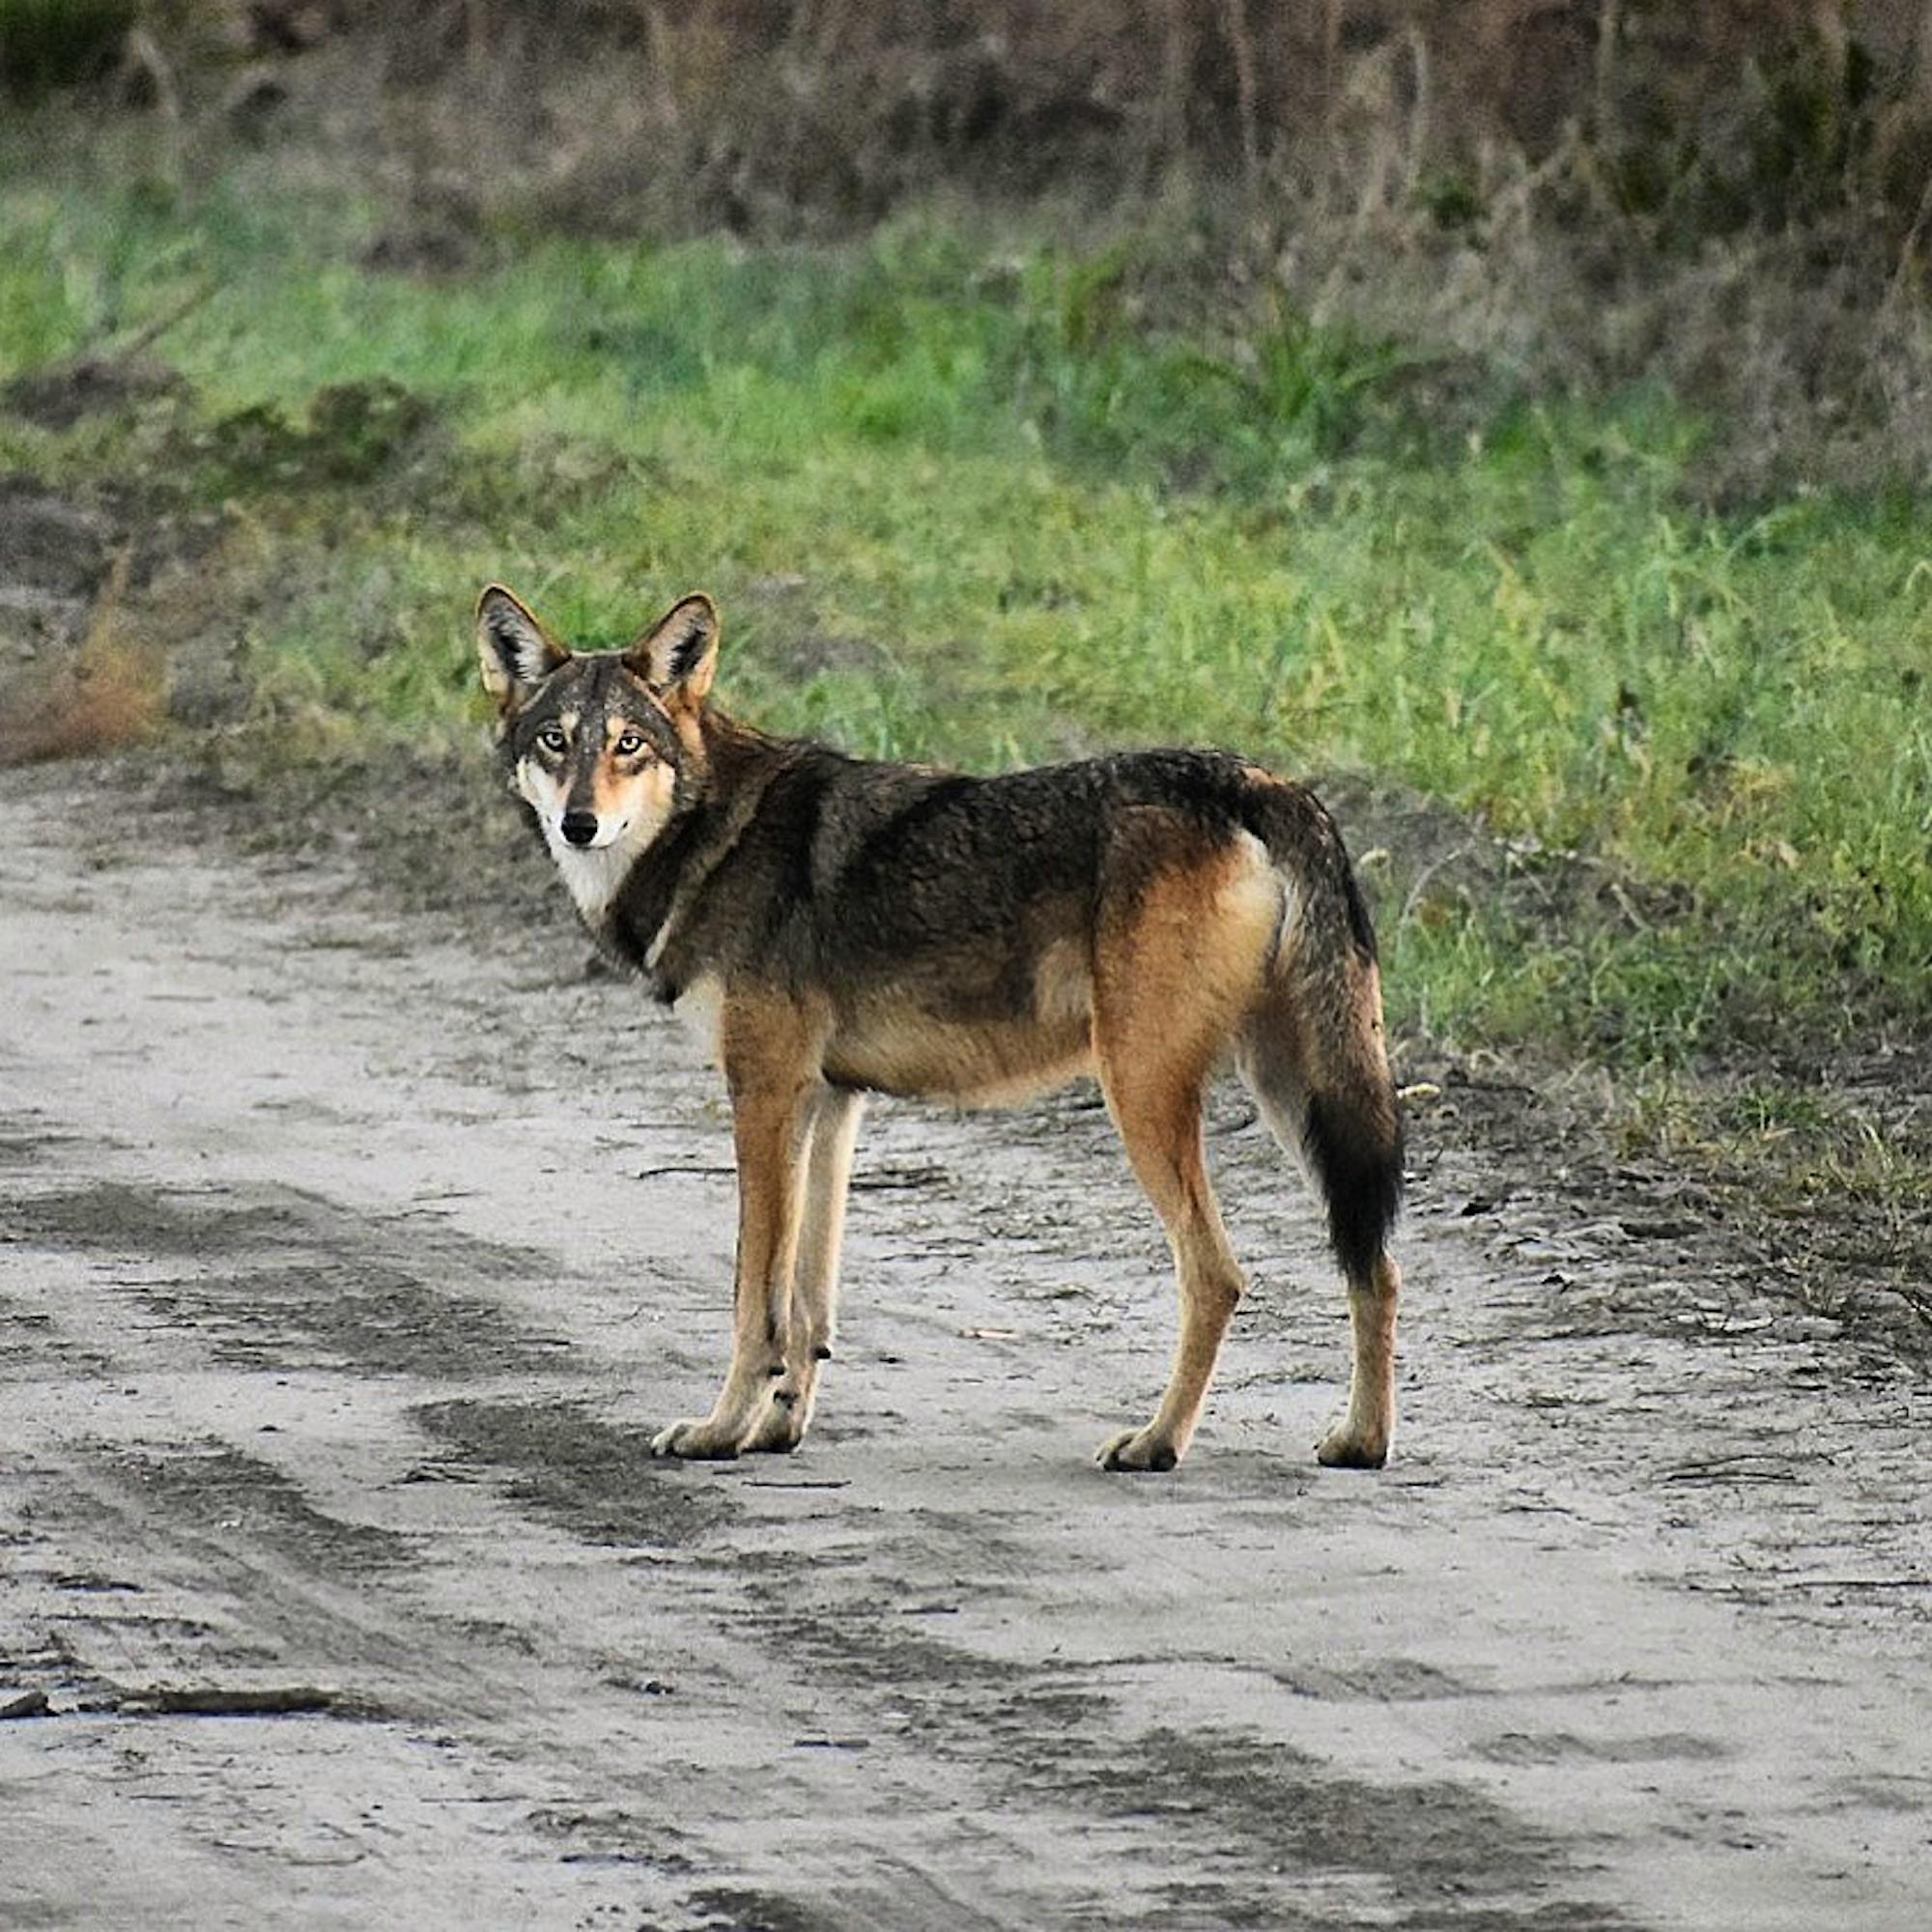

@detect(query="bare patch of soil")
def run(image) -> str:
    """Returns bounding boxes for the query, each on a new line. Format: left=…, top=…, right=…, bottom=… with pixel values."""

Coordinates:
left=2, top=355, right=184, bottom=432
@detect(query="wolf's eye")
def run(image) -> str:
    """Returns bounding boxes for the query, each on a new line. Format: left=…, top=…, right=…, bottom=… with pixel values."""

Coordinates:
left=614, top=730, right=646, bottom=757
left=536, top=725, right=567, bottom=754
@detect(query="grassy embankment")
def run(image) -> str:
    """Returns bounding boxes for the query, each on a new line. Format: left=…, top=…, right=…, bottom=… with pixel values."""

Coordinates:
left=3, top=144, right=1930, bottom=1092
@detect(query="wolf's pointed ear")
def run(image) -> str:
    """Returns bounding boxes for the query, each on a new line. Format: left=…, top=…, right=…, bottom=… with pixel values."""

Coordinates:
left=626, top=593, right=720, bottom=708
left=476, top=584, right=568, bottom=711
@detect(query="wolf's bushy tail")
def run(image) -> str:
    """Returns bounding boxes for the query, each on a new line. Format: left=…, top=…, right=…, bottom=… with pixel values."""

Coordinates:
left=1239, top=782, right=1404, bottom=1281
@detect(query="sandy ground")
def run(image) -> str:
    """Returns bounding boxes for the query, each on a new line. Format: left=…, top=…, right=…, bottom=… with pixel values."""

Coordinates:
left=1, top=757, right=1928, bottom=1932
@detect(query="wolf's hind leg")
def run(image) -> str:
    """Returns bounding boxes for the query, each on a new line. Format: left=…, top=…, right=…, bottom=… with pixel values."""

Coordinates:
left=1317, top=1251, right=1400, bottom=1467
left=1091, top=832, right=1281, bottom=1471
left=1094, top=1053, right=1245, bottom=1473
left=1090, top=882, right=1273, bottom=1469
left=742, top=1085, right=864, bottom=1454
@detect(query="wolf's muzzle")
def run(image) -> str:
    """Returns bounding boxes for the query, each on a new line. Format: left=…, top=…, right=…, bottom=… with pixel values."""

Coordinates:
left=559, top=810, right=600, bottom=847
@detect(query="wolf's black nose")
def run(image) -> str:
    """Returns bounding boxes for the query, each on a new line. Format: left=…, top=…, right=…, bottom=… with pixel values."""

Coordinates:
left=559, top=810, right=599, bottom=847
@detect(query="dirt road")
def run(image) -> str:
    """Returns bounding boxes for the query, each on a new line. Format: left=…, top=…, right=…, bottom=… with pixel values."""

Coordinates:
left=1, top=758, right=1927, bottom=1930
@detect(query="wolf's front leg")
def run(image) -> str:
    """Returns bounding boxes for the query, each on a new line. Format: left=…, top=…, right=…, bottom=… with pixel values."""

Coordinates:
left=653, top=1005, right=821, bottom=1461
left=741, top=1085, right=864, bottom=1454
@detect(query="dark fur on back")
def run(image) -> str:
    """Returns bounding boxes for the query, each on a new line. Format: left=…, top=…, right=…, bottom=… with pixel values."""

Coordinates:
left=608, top=728, right=1379, bottom=1003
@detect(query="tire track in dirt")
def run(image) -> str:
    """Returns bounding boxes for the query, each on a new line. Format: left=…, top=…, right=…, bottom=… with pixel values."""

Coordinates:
left=2, top=760, right=1929, bottom=1929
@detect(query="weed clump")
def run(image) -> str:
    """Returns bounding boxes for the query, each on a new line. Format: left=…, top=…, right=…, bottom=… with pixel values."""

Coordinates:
left=180, top=379, right=439, bottom=494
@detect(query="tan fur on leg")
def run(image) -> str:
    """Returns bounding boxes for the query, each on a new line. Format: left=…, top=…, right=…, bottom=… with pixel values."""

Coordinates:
left=653, top=993, right=825, bottom=1459
left=1317, top=1252, right=1399, bottom=1467
left=742, top=1085, right=864, bottom=1453
left=1092, top=825, right=1280, bottom=1471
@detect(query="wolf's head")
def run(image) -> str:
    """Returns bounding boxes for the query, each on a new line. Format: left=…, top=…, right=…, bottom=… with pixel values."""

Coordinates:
left=475, top=585, right=719, bottom=902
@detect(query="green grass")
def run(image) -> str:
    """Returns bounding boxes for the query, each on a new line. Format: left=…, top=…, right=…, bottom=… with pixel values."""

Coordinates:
left=5, top=137, right=1931, bottom=1065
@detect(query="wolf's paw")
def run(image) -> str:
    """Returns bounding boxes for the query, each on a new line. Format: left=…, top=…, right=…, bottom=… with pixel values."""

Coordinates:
left=1097, top=1427, right=1180, bottom=1473
left=650, top=1417, right=745, bottom=1461
left=739, top=1403, right=810, bottom=1455
left=1315, top=1424, right=1388, bottom=1469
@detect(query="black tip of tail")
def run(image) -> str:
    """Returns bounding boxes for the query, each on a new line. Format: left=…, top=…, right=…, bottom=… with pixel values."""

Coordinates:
left=1304, top=1090, right=1404, bottom=1282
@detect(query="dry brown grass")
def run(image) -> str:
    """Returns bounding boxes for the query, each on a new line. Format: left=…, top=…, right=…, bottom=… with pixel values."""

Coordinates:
left=0, top=639, right=167, bottom=763
left=368, top=1, right=1926, bottom=218
left=0, top=553, right=165, bottom=765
